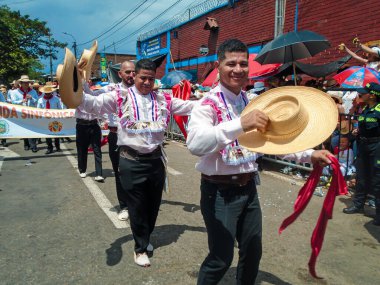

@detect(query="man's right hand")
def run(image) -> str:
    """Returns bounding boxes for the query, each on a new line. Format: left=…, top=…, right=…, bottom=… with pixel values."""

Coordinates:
left=240, top=109, right=268, bottom=132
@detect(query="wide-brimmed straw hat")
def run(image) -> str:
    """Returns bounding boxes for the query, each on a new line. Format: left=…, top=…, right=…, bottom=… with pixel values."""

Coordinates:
left=56, top=48, right=83, bottom=108
left=39, top=85, right=57, bottom=94
left=79, top=41, right=98, bottom=81
left=18, top=75, right=33, bottom=83
left=238, top=86, right=337, bottom=155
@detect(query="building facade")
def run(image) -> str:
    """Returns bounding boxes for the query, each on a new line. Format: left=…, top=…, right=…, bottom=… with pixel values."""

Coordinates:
left=136, top=0, right=380, bottom=82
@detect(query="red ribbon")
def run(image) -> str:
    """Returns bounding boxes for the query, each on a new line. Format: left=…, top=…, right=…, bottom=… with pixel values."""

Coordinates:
left=43, top=95, right=51, bottom=109
left=279, top=155, right=347, bottom=278
left=20, top=87, right=32, bottom=100
left=172, top=80, right=191, bottom=139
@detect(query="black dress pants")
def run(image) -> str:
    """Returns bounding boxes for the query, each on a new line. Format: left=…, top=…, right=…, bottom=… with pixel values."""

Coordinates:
left=108, top=131, right=127, bottom=209
left=76, top=123, right=102, bottom=176
left=46, top=138, right=60, bottom=150
left=353, top=141, right=380, bottom=219
left=118, top=156, right=165, bottom=253
left=197, top=179, right=262, bottom=285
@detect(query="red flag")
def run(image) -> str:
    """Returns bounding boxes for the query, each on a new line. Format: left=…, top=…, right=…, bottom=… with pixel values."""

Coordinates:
left=279, top=156, right=347, bottom=278
left=172, top=80, right=192, bottom=138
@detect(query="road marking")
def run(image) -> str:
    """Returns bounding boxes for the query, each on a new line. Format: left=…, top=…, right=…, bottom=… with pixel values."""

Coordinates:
left=60, top=144, right=129, bottom=229
left=0, top=146, right=20, bottom=173
left=167, top=166, right=182, bottom=175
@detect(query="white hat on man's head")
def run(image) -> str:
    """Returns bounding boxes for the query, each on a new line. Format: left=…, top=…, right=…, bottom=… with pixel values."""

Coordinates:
left=18, top=75, right=33, bottom=83
left=238, top=86, right=337, bottom=155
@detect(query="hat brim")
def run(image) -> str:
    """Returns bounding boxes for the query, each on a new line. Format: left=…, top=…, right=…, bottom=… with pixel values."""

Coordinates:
left=57, top=48, right=83, bottom=108
left=238, top=86, right=338, bottom=155
left=80, top=40, right=98, bottom=81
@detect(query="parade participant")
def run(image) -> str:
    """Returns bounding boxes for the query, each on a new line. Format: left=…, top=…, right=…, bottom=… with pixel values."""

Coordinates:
left=32, top=82, right=43, bottom=97
left=58, top=50, right=196, bottom=267
left=108, top=60, right=135, bottom=221
left=343, top=82, right=380, bottom=226
left=186, top=39, right=335, bottom=285
left=73, top=43, right=104, bottom=183
left=37, top=85, right=63, bottom=154
left=8, top=75, right=39, bottom=152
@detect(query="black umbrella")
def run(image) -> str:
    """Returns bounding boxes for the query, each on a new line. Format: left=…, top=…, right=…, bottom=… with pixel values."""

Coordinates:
left=255, top=30, right=330, bottom=85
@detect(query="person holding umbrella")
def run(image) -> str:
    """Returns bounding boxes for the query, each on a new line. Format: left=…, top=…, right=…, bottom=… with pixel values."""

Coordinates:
left=343, top=82, right=380, bottom=226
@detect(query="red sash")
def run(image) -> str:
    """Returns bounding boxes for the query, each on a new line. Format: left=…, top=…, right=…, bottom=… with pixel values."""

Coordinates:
left=20, top=87, right=32, bottom=100
left=44, top=95, right=52, bottom=109
left=279, top=155, right=347, bottom=278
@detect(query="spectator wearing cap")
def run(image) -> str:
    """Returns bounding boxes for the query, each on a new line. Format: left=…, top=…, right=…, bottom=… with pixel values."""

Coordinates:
left=37, top=85, right=63, bottom=154
left=246, top=81, right=267, bottom=101
left=343, top=82, right=380, bottom=226
left=341, top=43, right=380, bottom=71
left=8, top=75, right=39, bottom=152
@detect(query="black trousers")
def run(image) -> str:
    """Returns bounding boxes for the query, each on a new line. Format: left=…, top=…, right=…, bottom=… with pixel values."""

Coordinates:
left=119, top=156, right=165, bottom=254
left=197, top=179, right=262, bottom=285
left=46, top=138, right=60, bottom=150
left=76, top=123, right=102, bottom=176
left=108, top=131, right=127, bottom=209
left=353, top=141, right=380, bottom=218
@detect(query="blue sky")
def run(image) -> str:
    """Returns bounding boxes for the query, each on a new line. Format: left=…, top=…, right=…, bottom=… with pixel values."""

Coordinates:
left=3, top=0, right=204, bottom=73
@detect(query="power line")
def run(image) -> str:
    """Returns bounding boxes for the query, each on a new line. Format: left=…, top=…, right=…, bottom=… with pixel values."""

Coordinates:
left=99, top=0, right=159, bottom=44
left=106, top=0, right=185, bottom=50
left=77, top=0, right=148, bottom=46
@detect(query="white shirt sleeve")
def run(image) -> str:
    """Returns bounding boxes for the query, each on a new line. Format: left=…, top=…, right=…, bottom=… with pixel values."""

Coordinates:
left=278, top=149, right=314, bottom=164
left=186, top=103, right=244, bottom=156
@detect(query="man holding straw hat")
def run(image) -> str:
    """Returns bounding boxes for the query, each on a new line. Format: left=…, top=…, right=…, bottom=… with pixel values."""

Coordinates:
left=186, top=39, right=335, bottom=285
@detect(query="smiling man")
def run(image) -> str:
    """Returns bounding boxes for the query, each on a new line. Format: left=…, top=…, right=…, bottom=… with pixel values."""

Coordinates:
left=187, top=39, right=332, bottom=285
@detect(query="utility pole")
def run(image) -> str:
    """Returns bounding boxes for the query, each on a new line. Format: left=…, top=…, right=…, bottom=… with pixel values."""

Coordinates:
left=113, top=41, right=117, bottom=63
left=63, top=32, right=77, bottom=58
left=49, top=34, right=53, bottom=81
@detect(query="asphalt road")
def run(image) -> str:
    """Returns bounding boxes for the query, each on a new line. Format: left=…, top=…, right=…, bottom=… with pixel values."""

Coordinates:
left=0, top=139, right=379, bottom=285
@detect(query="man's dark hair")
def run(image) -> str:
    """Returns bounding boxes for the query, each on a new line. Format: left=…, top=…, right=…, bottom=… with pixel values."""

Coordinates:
left=135, top=59, right=156, bottom=73
left=217, top=39, right=248, bottom=61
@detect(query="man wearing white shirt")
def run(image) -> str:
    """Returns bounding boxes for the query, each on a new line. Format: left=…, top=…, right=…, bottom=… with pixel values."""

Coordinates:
left=8, top=75, right=39, bottom=152
left=186, top=39, right=332, bottom=285
left=37, top=85, right=63, bottom=154
left=78, top=58, right=196, bottom=267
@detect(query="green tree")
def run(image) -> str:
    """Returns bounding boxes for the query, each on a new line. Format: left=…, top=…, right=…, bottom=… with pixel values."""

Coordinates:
left=0, top=5, right=66, bottom=84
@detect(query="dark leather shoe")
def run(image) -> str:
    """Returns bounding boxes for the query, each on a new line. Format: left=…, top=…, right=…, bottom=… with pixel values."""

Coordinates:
left=45, top=149, right=53, bottom=154
left=24, top=146, right=30, bottom=151
left=343, top=205, right=363, bottom=214
left=31, top=147, right=38, bottom=153
left=373, top=219, right=380, bottom=226
left=55, top=148, right=62, bottom=152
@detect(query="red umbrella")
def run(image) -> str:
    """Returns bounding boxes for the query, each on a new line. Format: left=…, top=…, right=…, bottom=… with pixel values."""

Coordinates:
left=202, top=54, right=281, bottom=86
left=333, top=66, right=380, bottom=88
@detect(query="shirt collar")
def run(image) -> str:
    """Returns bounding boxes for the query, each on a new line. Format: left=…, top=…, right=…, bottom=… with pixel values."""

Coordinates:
left=218, top=83, right=243, bottom=103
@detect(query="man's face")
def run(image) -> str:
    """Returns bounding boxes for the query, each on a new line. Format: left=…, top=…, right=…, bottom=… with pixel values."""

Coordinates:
left=20, top=82, right=29, bottom=89
left=134, top=69, right=155, bottom=95
left=118, top=62, right=135, bottom=87
left=339, top=137, right=349, bottom=150
left=216, top=51, right=249, bottom=94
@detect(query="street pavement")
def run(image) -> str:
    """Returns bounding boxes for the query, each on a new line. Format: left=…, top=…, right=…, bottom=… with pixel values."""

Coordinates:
left=0, top=139, right=379, bottom=285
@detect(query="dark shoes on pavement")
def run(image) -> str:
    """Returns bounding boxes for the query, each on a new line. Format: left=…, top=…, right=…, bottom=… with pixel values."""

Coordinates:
left=343, top=205, right=364, bottom=214
left=31, top=147, right=38, bottom=153
left=45, top=149, right=53, bottom=155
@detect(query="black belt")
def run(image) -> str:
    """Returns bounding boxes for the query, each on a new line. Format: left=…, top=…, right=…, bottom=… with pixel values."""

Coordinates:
left=201, top=172, right=256, bottom=187
left=358, top=136, right=380, bottom=143
left=76, top=118, right=98, bottom=125
left=119, top=145, right=162, bottom=161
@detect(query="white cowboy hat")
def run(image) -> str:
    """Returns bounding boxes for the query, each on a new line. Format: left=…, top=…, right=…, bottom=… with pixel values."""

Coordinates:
left=39, top=85, right=57, bottom=94
left=251, top=81, right=267, bottom=93
left=56, top=48, right=83, bottom=108
left=18, top=75, right=33, bottom=83
left=79, top=40, right=98, bottom=81
left=238, top=86, right=337, bottom=155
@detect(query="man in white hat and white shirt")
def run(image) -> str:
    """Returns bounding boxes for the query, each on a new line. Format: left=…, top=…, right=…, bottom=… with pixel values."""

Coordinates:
left=8, top=75, right=39, bottom=151
left=186, top=39, right=334, bottom=285
left=37, top=85, right=63, bottom=154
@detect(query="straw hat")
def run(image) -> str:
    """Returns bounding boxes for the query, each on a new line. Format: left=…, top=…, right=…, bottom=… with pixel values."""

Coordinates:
left=18, top=75, right=33, bottom=83
left=238, top=86, right=338, bottom=155
left=10, top=80, right=19, bottom=86
left=79, top=40, right=98, bottom=81
left=39, top=85, right=57, bottom=94
left=57, top=48, right=83, bottom=108
left=32, top=82, right=40, bottom=88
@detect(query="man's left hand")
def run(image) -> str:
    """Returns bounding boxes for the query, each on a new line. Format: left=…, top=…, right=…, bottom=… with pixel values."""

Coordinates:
left=311, top=150, right=332, bottom=167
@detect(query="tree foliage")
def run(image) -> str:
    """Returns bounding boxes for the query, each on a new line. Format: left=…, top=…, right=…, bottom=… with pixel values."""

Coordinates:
left=0, top=5, right=66, bottom=84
